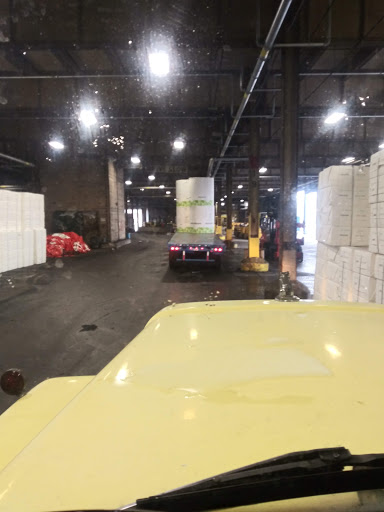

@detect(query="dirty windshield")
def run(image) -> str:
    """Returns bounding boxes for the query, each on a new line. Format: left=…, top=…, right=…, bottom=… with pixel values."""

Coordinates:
left=0, top=1, right=384, bottom=509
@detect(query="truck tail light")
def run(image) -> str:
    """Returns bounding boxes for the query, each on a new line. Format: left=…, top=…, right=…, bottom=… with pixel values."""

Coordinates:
left=218, top=248, right=223, bottom=252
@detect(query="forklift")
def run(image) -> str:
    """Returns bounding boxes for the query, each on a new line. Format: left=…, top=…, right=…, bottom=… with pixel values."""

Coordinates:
left=260, top=214, right=303, bottom=263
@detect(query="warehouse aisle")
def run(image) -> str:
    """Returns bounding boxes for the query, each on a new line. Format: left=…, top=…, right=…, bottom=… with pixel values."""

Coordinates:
left=0, top=234, right=307, bottom=412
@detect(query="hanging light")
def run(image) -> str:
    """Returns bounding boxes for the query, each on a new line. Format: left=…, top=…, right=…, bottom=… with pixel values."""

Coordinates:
left=79, top=109, right=97, bottom=126
left=173, top=138, right=185, bottom=150
left=148, top=51, right=170, bottom=76
left=49, top=140, right=64, bottom=150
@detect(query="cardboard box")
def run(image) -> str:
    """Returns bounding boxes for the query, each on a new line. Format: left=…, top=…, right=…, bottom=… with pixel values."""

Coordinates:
left=317, top=225, right=351, bottom=246
left=338, top=246, right=355, bottom=270
left=353, top=249, right=375, bottom=277
left=318, top=166, right=353, bottom=190
left=374, top=254, right=384, bottom=280
left=376, top=279, right=384, bottom=304
left=352, top=273, right=376, bottom=302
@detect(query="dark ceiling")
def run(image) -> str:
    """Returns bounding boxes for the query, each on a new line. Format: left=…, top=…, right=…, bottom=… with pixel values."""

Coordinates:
left=0, top=0, right=383, bottom=202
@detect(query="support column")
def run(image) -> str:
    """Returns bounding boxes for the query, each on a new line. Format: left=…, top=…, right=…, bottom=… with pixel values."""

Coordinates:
left=248, top=119, right=260, bottom=258
left=215, top=181, right=222, bottom=235
left=280, top=44, right=299, bottom=279
left=225, top=167, right=233, bottom=247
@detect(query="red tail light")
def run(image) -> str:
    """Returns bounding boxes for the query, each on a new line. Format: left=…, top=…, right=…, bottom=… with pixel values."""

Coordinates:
left=170, top=246, right=175, bottom=251
left=218, top=248, right=223, bottom=252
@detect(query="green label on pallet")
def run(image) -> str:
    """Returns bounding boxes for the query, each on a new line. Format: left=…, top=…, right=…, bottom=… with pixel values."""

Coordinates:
left=177, top=227, right=215, bottom=234
left=176, top=200, right=213, bottom=207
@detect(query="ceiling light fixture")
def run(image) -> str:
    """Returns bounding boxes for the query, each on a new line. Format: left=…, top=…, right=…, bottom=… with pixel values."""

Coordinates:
left=148, top=51, right=170, bottom=77
left=341, top=157, right=355, bottom=164
left=259, top=167, right=267, bottom=174
left=48, top=140, right=64, bottom=150
left=268, top=188, right=274, bottom=192
left=79, top=109, right=97, bottom=126
left=130, top=156, right=141, bottom=165
left=324, top=111, right=346, bottom=125
left=240, top=199, right=244, bottom=202
left=237, top=184, right=243, bottom=189
left=148, top=175, right=155, bottom=181
left=173, top=138, right=185, bottom=150
left=166, top=191, right=171, bottom=195
left=221, top=202, right=225, bottom=206
left=140, top=188, right=145, bottom=191
left=224, top=195, right=227, bottom=198
left=125, top=180, right=132, bottom=185
left=159, top=185, right=165, bottom=189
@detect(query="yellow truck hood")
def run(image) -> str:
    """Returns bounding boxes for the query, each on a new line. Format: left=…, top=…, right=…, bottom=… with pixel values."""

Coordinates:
left=0, top=300, right=383, bottom=511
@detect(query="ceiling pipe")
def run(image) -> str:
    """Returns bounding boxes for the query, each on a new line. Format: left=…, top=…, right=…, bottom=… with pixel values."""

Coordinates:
left=209, top=0, right=293, bottom=178
left=0, top=152, right=35, bottom=167
left=0, top=72, right=235, bottom=80
left=256, top=0, right=333, bottom=48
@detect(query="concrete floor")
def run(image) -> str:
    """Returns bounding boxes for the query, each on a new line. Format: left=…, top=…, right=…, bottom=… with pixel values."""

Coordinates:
left=0, top=234, right=316, bottom=413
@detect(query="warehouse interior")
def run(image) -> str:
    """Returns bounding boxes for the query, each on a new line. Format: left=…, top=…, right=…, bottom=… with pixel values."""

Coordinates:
left=0, top=0, right=384, bottom=410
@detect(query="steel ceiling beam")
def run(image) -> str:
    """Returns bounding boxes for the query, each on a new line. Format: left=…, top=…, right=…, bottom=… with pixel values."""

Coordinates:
left=209, top=0, right=293, bottom=178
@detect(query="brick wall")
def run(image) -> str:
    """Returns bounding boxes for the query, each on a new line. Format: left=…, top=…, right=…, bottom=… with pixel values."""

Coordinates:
left=108, top=159, right=126, bottom=242
left=40, top=155, right=109, bottom=242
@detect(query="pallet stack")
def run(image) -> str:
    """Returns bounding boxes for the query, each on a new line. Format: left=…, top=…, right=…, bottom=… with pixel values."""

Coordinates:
left=0, top=190, right=46, bottom=273
left=315, top=152, right=384, bottom=303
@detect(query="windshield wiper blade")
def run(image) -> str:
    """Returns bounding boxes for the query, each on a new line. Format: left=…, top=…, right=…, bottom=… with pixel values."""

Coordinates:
left=131, top=447, right=384, bottom=512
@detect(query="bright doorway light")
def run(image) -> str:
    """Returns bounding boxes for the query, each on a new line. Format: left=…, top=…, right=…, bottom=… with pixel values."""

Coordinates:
left=138, top=209, right=143, bottom=228
left=259, top=167, right=267, bottom=174
left=125, top=180, right=132, bottom=185
left=173, top=138, right=185, bottom=150
left=79, top=109, right=97, bottom=126
left=379, top=143, right=384, bottom=149
left=133, top=209, right=138, bottom=232
left=49, top=140, right=64, bottom=150
left=342, top=156, right=355, bottom=164
left=324, top=111, right=346, bottom=125
left=148, top=51, right=169, bottom=76
left=131, top=156, right=141, bottom=165
left=148, top=175, right=155, bottom=181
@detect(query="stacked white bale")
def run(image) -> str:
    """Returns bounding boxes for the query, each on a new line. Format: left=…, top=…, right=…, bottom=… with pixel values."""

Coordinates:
left=352, top=248, right=376, bottom=302
left=369, top=149, right=384, bottom=254
left=176, top=179, right=190, bottom=232
left=374, top=254, right=384, bottom=304
left=314, top=242, right=338, bottom=300
left=315, top=247, right=377, bottom=303
left=339, top=246, right=355, bottom=301
left=188, top=177, right=214, bottom=234
left=352, top=166, right=369, bottom=246
left=22, top=229, right=34, bottom=267
left=0, top=191, right=7, bottom=272
left=0, top=190, right=45, bottom=272
left=34, top=228, right=47, bottom=264
left=317, top=166, right=353, bottom=246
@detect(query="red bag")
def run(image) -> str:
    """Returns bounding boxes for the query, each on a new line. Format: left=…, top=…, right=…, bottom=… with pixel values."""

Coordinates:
left=46, top=232, right=90, bottom=258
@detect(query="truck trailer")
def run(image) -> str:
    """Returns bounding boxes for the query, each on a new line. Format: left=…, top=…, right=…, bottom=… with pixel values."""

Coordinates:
left=168, top=232, right=225, bottom=269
